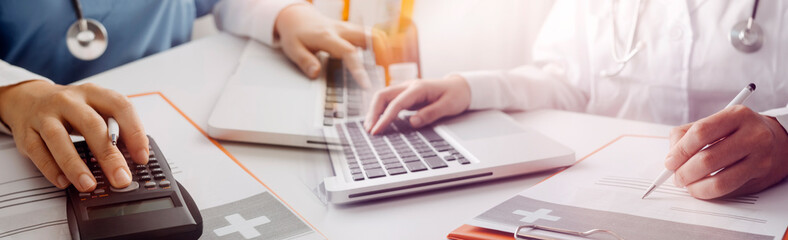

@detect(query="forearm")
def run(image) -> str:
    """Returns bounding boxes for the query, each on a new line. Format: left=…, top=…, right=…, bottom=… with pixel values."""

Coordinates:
left=459, top=64, right=588, bottom=112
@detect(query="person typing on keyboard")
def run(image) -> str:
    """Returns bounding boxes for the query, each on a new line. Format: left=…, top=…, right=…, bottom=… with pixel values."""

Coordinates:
left=364, top=1, right=788, bottom=200
left=0, top=1, right=371, bottom=192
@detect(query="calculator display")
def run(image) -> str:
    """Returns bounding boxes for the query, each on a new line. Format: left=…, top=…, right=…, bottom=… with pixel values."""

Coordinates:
left=87, top=197, right=174, bottom=220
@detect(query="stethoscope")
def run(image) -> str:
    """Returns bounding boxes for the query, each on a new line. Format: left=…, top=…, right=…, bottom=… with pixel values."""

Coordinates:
left=601, top=0, right=764, bottom=77
left=66, top=0, right=108, bottom=61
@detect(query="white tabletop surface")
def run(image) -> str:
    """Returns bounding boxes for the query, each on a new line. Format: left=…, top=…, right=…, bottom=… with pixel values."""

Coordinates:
left=78, top=33, right=675, bottom=239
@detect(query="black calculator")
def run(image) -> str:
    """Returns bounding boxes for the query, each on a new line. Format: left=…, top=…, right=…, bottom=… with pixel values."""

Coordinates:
left=66, top=135, right=202, bottom=240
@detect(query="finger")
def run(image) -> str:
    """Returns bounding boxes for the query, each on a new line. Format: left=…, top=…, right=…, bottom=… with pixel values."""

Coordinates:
left=308, top=34, right=371, bottom=87
left=60, top=102, right=131, bottom=189
left=685, top=156, right=756, bottom=199
left=17, top=129, right=70, bottom=189
left=370, top=85, right=427, bottom=135
left=669, top=123, right=691, bottom=147
left=410, top=95, right=464, bottom=128
left=337, top=23, right=368, bottom=48
left=37, top=118, right=96, bottom=192
left=82, top=84, right=149, bottom=165
left=342, top=49, right=371, bottom=89
left=364, top=84, right=408, bottom=131
left=308, top=33, right=357, bottom=62
left=281, top=39, right=321, bottom=78
left=664, top=108, right=743, bottom=171
left=673, top=129, right=749, bottom=187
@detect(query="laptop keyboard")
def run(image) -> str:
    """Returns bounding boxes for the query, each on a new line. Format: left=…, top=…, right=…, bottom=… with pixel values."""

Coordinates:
left=323, top=59, right=363, bottom=126
left=334, top=118, right=471, bottom=181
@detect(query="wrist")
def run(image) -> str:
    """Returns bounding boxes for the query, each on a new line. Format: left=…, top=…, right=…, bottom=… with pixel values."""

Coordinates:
left=0, top=80, right=53, bottom=130
left=273, top=3, right=313, bottom=41
left=765, top=115, right=788, bottom=136
left=444, top=74, right=472, bottom=111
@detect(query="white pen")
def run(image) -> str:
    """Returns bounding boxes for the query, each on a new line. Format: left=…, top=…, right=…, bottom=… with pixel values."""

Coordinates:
left=641, top=83, right=756, bottom=199
left=108, top=117, right=119, bottom=146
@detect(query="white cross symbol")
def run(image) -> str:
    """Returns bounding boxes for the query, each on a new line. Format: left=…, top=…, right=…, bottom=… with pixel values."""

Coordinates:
left=513, top=208, right=561, bottom=223
left=213, top=213, right=271, bottom=239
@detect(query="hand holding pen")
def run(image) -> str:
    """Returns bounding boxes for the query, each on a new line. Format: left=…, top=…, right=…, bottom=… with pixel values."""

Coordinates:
left=643, top=83, right=788, bottom=199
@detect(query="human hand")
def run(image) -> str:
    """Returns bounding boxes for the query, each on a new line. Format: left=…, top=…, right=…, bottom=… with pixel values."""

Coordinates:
left=275, top=3, right=371, bottom=88
left=364, top=75, right=471, bottom=135
left=665, top=105, right=788, bottom=199
left=0, top=80, right=149, bottom=192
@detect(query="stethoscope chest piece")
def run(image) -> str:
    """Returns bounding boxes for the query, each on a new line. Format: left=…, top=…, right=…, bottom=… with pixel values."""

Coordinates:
left=66, top=18, right=107, bottom=61
left=729, top=20, right=763, bottom=53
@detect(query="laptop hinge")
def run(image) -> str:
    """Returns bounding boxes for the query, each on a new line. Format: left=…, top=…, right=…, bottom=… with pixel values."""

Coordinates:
left=348, top=172, right=494, bottom=199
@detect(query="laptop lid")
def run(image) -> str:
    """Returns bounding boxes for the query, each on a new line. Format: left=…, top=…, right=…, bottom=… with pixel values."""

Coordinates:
left=208, top=41, right=326, bottom=147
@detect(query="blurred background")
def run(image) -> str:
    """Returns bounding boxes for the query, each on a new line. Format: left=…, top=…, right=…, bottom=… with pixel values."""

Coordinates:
left=191, top=0, right=556, bottom=79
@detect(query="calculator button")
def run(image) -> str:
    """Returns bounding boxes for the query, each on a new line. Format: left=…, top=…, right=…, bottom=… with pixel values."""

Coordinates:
left=90, top=157, right=97, bottom=163
left=136, top=169, right=150, bottom=175
left=134, top=165, right=147, bottom=170
left=93, top=189, right=106, bottom=195
left=138, top=175, right=152, bottom=181
left=91, top=170, right=102, bottom=175
left=144, top=181, right=156, bottom=188
left=78, top=192, right=91, bottom=198
left=158, top=180, right=171, bottom=187
left=96, top=181, right=106, bottom=187
left=110, top=181, right=139, bottom=193
left=151, top=168, right=163, bottom=174
left=148, top=163, right=160, bottom=168
left=153, top=173, right=166, bottom=180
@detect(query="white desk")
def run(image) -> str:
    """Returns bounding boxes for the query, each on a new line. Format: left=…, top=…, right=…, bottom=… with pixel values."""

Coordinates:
left=79, top=33, right=674, bottom=239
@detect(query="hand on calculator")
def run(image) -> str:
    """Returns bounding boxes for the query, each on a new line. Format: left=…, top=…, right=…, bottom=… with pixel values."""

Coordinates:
left=0, top=80, right=149, bottom=192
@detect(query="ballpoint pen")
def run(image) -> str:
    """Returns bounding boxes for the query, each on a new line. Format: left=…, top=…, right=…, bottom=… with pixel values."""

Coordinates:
left=642, top=83, right=756, bottom=199
left=108, top=117, right=119, bottom=146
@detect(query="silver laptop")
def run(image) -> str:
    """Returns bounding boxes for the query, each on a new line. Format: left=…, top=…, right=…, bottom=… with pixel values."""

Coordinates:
left=208, top=41, right=370, bottom=148
left=319, top=111, right=574, bottom=203
left=208, top=41, right=575, bottom=203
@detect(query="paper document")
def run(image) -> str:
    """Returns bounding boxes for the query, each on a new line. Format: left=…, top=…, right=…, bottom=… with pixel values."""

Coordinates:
left=0, top=93, right=323, bottom=239
left=468, top=136, right=787, bottom=240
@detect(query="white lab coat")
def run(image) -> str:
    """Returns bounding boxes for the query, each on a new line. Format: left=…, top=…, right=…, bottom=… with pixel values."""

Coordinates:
left=461, top=0, right=788, bottom=129
left=0, top=0, right=301, bottom=134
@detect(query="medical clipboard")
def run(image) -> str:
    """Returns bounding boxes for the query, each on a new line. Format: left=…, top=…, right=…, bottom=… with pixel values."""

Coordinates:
left=447, top=135, right=788, bottom=240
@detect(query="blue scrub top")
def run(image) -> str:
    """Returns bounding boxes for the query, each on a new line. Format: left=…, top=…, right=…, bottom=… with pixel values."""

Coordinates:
left=0, top=0, right=219, bottom=85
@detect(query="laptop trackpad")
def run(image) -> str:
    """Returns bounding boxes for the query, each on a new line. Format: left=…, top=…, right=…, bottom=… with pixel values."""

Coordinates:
left=441, top=111, right=524, bottom=141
